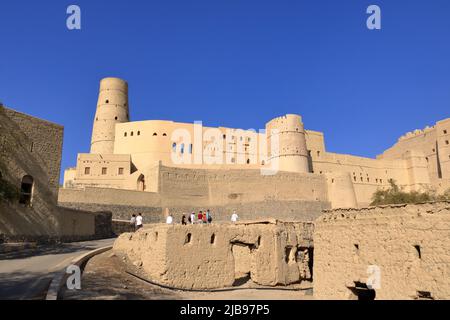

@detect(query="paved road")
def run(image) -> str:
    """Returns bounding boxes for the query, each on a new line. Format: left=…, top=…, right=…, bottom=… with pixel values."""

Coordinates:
left=0, top=238, right=115, bottom=300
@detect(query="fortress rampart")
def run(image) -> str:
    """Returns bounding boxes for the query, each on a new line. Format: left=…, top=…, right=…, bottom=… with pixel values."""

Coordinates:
left=62, top=77, right=450, bottom=210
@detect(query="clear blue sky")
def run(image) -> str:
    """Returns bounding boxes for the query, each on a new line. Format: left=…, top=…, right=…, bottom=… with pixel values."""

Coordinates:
left=1, top=0, right=449, bottom=183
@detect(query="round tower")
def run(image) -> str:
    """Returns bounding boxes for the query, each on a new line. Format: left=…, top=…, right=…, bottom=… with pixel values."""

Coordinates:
left=265, top=114, right=309, bottom=173
left=90, top=77, right=129, bottom=154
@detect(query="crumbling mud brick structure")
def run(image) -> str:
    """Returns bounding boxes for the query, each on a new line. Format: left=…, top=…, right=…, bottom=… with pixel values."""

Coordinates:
left=314, top=202, right=450, bottom=300
left=113, top=219, right=314, bottom=290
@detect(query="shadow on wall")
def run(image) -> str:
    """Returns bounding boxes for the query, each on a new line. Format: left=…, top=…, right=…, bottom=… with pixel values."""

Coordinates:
left=0, top=201, right=60, bottom=238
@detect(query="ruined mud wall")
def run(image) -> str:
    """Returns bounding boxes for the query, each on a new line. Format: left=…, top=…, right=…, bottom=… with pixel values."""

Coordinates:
left=113, top=220, right=314, bottom=290
left=314, top=202, right=450, bottom=300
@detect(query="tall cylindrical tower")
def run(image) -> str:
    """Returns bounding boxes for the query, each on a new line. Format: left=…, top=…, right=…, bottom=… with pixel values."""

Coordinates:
left=265, top=114, right=309, bottom=173
left=90, top=77, right=130, bottom=154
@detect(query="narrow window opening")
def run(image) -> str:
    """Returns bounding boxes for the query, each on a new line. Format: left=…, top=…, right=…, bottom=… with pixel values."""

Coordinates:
left=185, top=233, right=192, bottom=244
left=19, top=175, right=34, bottom=206
left=414, top=245, right=421, bottom=259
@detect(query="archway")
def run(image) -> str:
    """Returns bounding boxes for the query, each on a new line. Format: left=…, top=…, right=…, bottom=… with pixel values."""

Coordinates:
left=19, top=175, right=34, bottom=206
left=137, top=174, right=145, bottom=191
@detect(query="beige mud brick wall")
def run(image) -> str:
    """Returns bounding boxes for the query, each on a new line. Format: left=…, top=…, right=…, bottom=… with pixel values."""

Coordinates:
left=59, top=164, right=331, bottom=221
left=313, top=202, right=450, bottom=300
left=0, top=106, right=110, bottom=241
left=1, top=107, right=63, bottom=202
left=113, top=220, right=314, bottom=290
left=378, top=118, right=450, bottom=194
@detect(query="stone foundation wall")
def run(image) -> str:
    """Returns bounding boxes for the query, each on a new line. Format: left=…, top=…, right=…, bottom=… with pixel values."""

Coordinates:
left=59, top=200, right=329, bottom=224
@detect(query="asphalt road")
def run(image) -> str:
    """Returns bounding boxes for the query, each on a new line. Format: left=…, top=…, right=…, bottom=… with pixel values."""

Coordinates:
left=0, top=238, right=115, bottom=300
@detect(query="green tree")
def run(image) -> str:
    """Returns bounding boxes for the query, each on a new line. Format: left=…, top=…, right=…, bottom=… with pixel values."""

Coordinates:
left=370, top=179, right=448, bottom=206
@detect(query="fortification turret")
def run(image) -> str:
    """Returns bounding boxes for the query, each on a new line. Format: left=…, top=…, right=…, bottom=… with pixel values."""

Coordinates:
left=265, top=114, right=309, bottom=173
left=90, top=77, right=130, bottom=154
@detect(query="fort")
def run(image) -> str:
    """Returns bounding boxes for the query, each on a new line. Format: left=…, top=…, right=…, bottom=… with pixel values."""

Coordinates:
left=1, top=77, right=449, bottom=300
left=59, top=77, right=450, bottom=220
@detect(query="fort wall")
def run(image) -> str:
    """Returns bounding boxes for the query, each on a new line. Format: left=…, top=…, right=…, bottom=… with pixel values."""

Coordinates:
left=0, top=106, right=111, bottom=242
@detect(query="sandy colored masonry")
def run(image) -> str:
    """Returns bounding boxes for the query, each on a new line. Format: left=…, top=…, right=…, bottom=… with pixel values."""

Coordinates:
left=113, top=202, right=450, bottom=299
left=0, top=106, right=111, bottom=241
left=113, top=220, right=314, bottom=290
left=63, top=77, right=450, bottom=209
left=314, top=201, right=450, bottom=300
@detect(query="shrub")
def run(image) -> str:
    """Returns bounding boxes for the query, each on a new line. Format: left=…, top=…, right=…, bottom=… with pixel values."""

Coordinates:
left=370, top=179, right=449, bottom=206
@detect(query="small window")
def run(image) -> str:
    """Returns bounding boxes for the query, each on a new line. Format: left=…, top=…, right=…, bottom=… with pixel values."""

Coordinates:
left=124, top=132, right=127, bottom=137
left=246, top=159, right=250, bottom=164
left=102, top=167, right=107, bottom=175
left=189, top=144, right=193, bottom=154
left=137, top=131, right=140, bottom=136
left=223, top=134, right=226, bottom=139
left=163, top=133, right=167, bottom=136
left=414, top=245, right=421, bottom=259
left=444, top=130, right=448, bottom=134
left=317, top=151, right=320, bottom=157
left=181, top=143, right=185, bottom=154
left=185, top=233, right=192, bottom=244
left=131, top=132, right=134, bottom=136
left=19, top=175, right=34, bottom=206
left=153, top=132, right=157, bottom=136
left=84, top=167, right=90, bottom=175
left=114, top=116, right=118, bottom=120
left=105, top=100, right=109, bottom=104
left=172, top=142, right=177, bottom=152
left=118, top=168, right=124, bottom=175
left=446, top=140, right=449, bottom=145
left=210, top=234, right=216, bottom=244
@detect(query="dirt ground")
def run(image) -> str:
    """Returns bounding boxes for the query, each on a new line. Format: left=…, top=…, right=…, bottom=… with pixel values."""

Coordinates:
left=63, top=251, right=313, bottom=300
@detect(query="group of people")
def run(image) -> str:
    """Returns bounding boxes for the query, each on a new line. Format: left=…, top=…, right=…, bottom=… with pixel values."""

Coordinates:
left=129, top=213, right=143, bottom=231
left=130, top=210, right=240, bottom=231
